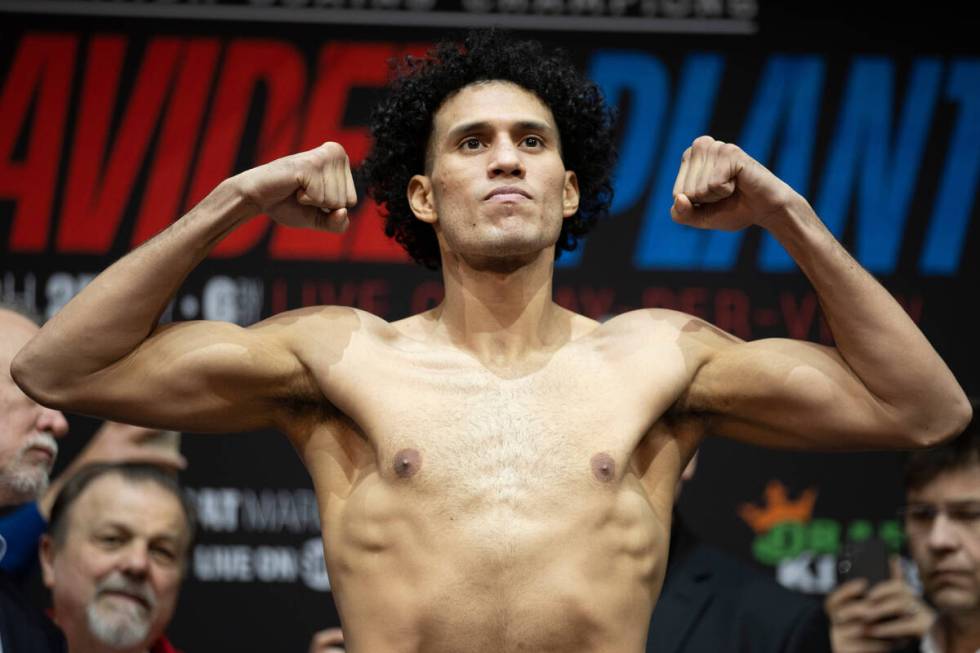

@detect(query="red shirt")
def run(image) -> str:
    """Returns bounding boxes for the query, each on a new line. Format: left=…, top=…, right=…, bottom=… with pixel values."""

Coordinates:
left=151, top=636, right=183, bottom=653
left=47, top=610, right=183, bottom=653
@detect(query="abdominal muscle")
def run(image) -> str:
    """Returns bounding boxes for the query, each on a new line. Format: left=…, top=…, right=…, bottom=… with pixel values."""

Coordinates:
left=318, top=468, right=670, bottom=653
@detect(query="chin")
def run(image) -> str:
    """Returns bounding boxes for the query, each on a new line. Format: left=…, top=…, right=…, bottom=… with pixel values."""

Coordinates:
left=457, top=250, right=539, bottom=274
left=931, top=587, right=980, bottom=613
left=0, top=464, right=49, bottom=503
left=449, top=234, right=553, bottom=269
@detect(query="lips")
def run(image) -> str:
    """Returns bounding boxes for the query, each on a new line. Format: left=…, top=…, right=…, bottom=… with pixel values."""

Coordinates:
left=484, top=186, right=531, bottom=201
left=25, top=445, right=55, bottom=463
left=100, top=590, right=152, bottom=611
left=929, top=569, right=973, bottom=586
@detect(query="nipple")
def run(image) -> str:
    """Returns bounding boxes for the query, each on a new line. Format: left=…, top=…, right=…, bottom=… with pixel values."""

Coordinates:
left=591, top=452, right=616, bottom=483
left=393, top=448, right=422, bottom=479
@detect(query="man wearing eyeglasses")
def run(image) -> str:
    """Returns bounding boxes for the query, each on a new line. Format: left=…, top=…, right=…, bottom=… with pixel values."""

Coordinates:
left=825, top=400, right=980, bottom=652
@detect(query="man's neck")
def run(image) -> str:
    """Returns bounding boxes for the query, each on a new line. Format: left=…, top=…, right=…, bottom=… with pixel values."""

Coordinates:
left=939, top=612, right=980, bottom=652
left=434, top=248, right=572, bottom=368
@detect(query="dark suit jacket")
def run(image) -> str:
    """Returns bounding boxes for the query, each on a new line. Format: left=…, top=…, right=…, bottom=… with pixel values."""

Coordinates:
left=648, top=520, right=832, bottom=653
left=0, top=571, right=66, bottom=653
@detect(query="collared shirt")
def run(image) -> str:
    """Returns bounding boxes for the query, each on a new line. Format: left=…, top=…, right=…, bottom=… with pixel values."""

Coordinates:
left=43, top=609, right=182, bottom=653
left=151, top=635, right=183, bottom=653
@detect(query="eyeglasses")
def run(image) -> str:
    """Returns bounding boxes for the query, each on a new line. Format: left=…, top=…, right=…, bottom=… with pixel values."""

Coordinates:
left=900, top=502, right=980, bottom=532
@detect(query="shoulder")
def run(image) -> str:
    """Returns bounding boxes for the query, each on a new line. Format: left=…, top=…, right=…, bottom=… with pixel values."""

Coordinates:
left=587, top=309, right=741, bottom=369
left=598, top=309, right=740, bottom=344
left=693, top=544, right=824, bottom=617
left=252, top=305, right=388, bottom=334
left=657, top=542, right=829, bottom=653
left=251, top=305, right=401, bottom=352
left=0, top=572, right=68, bottom=652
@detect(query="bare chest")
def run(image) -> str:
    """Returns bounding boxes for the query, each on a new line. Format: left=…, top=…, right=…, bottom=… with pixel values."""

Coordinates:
left=383, top=377, right=606, bottom=504
left=314, top=343, right=689, bottom=506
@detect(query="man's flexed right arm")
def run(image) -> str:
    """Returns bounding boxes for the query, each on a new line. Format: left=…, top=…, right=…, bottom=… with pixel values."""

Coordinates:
left=12, top=143, right=357, bottom=432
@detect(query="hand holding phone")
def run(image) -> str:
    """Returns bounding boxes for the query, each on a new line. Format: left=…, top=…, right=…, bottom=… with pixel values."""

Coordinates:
left=826, top=543, right=935, bottom=651
left=837, top=537, right=891, bottom=587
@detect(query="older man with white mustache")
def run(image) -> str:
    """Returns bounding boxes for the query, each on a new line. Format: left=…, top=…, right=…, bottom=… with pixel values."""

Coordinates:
left=0, top=428, right=60, bottom=498
left=40, top=462, right=193, bottom=653
left=0, top=303, right=70, bottom=653
left=0, top=305, right=68, bottom=507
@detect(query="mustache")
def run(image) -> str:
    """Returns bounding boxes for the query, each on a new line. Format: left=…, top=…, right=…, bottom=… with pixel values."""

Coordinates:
left=96, top=573, right=158, bottom=612
left=18, top=432, right=58, bottom=461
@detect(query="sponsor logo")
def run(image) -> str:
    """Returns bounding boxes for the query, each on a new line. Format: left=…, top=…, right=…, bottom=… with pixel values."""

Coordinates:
left=740, top=480, right=904, bottom=593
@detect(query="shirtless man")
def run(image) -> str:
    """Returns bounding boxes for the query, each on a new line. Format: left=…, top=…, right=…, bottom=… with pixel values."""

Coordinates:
left=11, top=32, right=970, bottom=653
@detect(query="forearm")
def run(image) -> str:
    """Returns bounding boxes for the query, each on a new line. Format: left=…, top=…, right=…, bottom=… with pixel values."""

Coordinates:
left=12, top=178, right=253, bottom=399
left=768, top=194, right=970, bottom=442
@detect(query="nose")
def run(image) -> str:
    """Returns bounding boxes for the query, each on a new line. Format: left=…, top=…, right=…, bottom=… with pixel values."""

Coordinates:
left=36, top=405, right=68, bottom=438
left=488, top=137, right=525, bottom=179
left=927, top=512, right=961, bottom=551
left=120, top=543, right=151, bottom=578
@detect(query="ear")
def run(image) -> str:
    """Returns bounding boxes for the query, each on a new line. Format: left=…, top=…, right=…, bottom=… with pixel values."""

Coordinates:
left=39, top=534, right=56, bottom=588
left=408, top=175, right=438, bottom=224
left=562, top=171, right=580, bottom=219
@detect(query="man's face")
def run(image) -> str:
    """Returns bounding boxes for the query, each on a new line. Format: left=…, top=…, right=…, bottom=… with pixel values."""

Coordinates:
left=0, top=309, right=68, bottom=505
left=41, top=474, right=189, bottom=650
left=905, top=465, right=980, bottom=615
left=411, top=81, right=580, bottom=267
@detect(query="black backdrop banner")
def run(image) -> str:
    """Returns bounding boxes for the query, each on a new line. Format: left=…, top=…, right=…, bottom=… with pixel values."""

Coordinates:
left=2, top=2, right=978, bottom=651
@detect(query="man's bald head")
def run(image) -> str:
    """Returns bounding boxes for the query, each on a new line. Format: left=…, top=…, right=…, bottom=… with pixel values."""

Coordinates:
left=0, top=305, right=69, bottom=506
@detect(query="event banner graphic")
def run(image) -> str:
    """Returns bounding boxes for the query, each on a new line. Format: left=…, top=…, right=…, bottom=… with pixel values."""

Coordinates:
left=3, top=35, right=976, bottom=327
left=1, top=6, right=977, bottom=651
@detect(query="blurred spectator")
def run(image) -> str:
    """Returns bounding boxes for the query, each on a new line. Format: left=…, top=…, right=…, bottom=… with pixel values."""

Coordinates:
left=825, top=401, right=980, bottom=652
left=0, top=421, right=186, bottom=577
left=40, top=462, right=194, bottom=653
left=0, top=301, right=69, bottom=507
left=648, top=453, right=832, bottom=652
left=1, top=301, right=186, bottom=652
left=0, top=302, right=70, bottom=652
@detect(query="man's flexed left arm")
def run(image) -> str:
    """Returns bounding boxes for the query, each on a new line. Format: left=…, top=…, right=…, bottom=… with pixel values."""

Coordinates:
left=674, top=135, right=970, bottom=449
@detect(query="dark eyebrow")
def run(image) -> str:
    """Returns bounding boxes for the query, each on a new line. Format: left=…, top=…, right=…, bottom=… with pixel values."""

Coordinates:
left=445, top=120, right=555, bottom=144
left=94, top=522, right=182, bottom=542
left=906, top=499, right=980, bottom=508
left=151, top=534, right=182, bottom=547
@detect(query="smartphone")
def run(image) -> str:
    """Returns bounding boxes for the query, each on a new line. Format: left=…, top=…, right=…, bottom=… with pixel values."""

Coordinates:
left=837, top=537, right=890, bottom=587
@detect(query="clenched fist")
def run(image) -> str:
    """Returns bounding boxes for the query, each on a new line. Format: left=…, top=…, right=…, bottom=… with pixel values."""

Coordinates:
left=232, top=142, right=357, bottom=233
left=671, top=135, right=799, bottom=232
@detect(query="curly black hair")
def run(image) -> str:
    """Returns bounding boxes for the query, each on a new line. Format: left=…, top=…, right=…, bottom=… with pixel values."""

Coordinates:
left=360, top=30, right=616, bottom=270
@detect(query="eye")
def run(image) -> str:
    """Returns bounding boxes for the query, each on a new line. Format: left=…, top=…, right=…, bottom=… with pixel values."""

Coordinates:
left=459, top=137, right=483, bottom=151
left=151, top=546, right=178, bottom=564
left=903, top=505, right=936, bottom=523
left=522, top=136, right=543, bottom=148
left=96, top=533, right=125, bottom=548
left=951, top=507, right=980, bottom=523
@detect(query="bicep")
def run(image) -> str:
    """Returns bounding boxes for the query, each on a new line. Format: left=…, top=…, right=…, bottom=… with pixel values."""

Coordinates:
left=684, top=337, right=902, bottom=450
left=61, top=319, right=316, bottom=433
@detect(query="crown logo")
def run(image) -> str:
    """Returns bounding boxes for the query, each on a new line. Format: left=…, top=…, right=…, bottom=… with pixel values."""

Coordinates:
left=738, top=480, right=817, bottom=533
